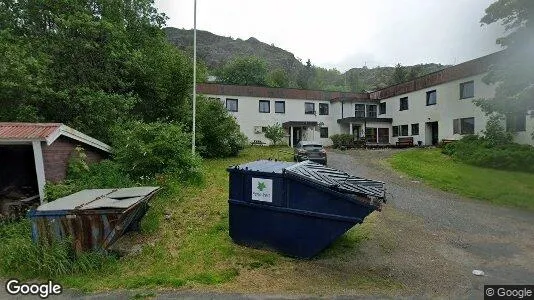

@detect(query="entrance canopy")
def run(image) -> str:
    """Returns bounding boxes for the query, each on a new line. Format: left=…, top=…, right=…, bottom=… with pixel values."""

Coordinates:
left=282, top=121, right=318, bottom=128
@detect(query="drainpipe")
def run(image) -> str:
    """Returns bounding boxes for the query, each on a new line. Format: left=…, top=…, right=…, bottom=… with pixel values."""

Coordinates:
left=341, top=100, right=344, bottom=119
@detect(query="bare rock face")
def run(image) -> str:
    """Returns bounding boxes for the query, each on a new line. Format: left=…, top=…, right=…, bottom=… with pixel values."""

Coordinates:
left=164, top=27, right=303, bottom=74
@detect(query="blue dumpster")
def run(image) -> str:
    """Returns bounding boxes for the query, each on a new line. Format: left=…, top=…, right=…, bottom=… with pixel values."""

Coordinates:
left=228, top=160, right=385, bottom=258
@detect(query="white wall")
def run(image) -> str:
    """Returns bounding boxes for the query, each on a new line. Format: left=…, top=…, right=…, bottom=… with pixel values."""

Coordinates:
left=203, top=74, right=534, bottom=147
left=204, top=94, right=336, bottom=146
left=378, top=73, right=533, bottom=146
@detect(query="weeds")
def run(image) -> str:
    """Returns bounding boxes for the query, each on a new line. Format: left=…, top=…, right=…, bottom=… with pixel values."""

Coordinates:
left=0, top=219, right=116, bottom=279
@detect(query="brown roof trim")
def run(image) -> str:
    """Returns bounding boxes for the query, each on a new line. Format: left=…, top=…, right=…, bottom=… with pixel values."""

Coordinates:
left=197, top=83, right=365, bottom=102
left=369, top=51, right=504, bottom=100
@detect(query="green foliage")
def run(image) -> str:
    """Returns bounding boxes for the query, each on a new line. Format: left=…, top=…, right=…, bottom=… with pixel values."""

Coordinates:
left=0, top=219, right=116, bottom=278
left=389, top=63, right=408, bottom=85
left=0, top=0, right=200, bottom=143
left=220, top=56, right=268, bottom=86
left=483, top=114, right=513, bottom=146
left=263, top=123, right=286, bottom=145
left=112, top=121, right=201, bottom=180
left=46, top=151, right=136, bottom=201
left=478, top=0, right=534, bottom=139
left=195, top=97, right=248, bottom=158
left=266, top=68, right=290, bottom=88
left=330, top=134, right=355, bottom=149
left=442, top=135, right=534, bottom=173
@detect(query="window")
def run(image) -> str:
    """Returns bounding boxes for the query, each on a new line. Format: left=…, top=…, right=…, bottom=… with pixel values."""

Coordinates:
left=226, top=98, right=238, bottom=112
left=411, top=123, right=419, bottom=135
left=460, top=81, right=474, bottom=99
left=401, top=125, right=409, bottom=136
left=392, top=126, right=399, bottom=137
left=319, top=103, right=329, bottom=115
left=379, top=102, right=386, bottom=115
left=400, top=97, right=409, bottom=111
left=506, top=113, right=526, bottom=132
left=275, top=101, right=285, bottom=113
left=355, top=104, right=365, bottom=118
left=453, top=117, right=475, bottom=134
left=365, top=127, right=377, bottom=143
left=305, top=102, right=315, bottom=114
left=320, top=127, right=329, bottom=138
left=367, top=105, right=377, bottom=118
left=426, top=90, right=437, bottom=106
left=259, top=100, right=270, bottom=113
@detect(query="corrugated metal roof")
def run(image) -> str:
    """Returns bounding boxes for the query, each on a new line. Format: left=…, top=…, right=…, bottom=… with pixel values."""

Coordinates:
left=37, top=187, right=160, bottom=211
left=0, top=122, right=61, bottom=140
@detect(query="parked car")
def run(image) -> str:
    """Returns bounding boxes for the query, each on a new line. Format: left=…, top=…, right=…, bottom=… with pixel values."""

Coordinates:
left=293, top=141, right=327, bottom=165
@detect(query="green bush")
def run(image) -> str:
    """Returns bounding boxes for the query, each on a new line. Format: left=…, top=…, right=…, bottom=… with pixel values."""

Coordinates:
left=330, top=134, right=354, bottom=149
left=195, top=97, right=247, bottom=158
left=46, top=149, right=136, bottom=201
left=0, top=219, right=116, bottom=278
left=442, top=135, right=534, bottom=173
left=264, top=123, right=285, bottom=146
left=112, top=121, right=202, bottom=180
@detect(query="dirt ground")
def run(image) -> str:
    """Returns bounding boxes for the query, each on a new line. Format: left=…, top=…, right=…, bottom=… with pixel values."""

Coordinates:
left=2, top=149, right=533, bottom=299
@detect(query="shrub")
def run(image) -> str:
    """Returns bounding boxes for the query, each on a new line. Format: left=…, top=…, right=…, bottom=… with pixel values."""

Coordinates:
left=46, top=150, right=136, bottom=201
left=483, top=114, right=513, bottom=146
left=112, top=121, right=202, bottom=180
left=195, top=97, right=247, bottom=158
left=330, top=134, right=354, bottom=149
left=264, top=123, right=285, bottom=145
left=442, top=135, right=534, bottom=173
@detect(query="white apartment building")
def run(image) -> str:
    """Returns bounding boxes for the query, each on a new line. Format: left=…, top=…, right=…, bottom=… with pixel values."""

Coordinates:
left=198, top=52, right=534, bottom=147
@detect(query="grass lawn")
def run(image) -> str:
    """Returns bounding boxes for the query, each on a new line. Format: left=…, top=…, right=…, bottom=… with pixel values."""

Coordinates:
left=389, top=148, right=534, bottom=210
left=47, top=146, right=400, bottom=294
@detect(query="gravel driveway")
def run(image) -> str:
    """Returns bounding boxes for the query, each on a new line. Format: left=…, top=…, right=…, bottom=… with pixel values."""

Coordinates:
left=327, top=149, right=534, bottom=298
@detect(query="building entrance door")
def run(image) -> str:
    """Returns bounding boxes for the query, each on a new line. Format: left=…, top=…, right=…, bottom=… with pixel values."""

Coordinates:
left=292, top=127, right=302, bottom=146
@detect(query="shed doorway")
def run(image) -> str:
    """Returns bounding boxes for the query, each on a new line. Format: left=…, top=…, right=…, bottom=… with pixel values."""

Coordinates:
left=0, top=145, right=39, bottom=218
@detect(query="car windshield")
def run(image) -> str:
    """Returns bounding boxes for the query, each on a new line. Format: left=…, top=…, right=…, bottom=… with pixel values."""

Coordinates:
left=302, top=144, right=323, bottom=150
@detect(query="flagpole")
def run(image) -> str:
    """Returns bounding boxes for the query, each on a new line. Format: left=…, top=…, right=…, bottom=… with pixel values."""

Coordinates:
left=192, top=0, right=197, bottom=154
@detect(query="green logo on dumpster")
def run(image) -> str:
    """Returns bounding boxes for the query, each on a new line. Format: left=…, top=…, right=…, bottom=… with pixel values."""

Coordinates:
left=257, top=181, right=267, bottom=191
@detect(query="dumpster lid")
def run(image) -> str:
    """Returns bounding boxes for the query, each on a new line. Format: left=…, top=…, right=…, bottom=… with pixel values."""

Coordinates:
left=284, top=161, right=385, bottom=199
left=37, top=187, right=160, bottom=211
left=229, top=160, right=295, bottom=174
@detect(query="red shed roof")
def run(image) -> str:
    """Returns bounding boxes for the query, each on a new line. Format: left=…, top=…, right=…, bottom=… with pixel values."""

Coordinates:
left=0, top=123, right=62, bottom=140
left=0, top=122, right=111, bottom=152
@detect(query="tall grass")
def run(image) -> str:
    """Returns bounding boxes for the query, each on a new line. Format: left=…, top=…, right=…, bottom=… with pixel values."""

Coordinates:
left=0, top=219, right=116, bottom=279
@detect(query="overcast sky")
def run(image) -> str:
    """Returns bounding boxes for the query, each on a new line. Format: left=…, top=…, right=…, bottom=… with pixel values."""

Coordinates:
left=154, top=0, right=504, bottom=72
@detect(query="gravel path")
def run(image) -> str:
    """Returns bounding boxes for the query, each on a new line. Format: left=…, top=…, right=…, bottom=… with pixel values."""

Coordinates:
left=327, top=149, right=534, bottom=297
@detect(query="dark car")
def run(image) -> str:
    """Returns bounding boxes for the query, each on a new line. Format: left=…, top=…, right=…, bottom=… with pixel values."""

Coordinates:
left=293, top=141, right=327, bottom=165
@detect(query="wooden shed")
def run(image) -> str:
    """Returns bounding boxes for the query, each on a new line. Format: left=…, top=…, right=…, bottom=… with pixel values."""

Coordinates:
left=0, top=123, right=111, bottom=213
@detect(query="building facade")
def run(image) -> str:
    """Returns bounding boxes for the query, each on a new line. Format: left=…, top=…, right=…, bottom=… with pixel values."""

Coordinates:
left=198, top=52, right=534, bottom=147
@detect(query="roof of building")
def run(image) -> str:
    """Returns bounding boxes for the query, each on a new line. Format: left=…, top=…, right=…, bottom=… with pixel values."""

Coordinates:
left=197, top=83, right=370, bottom=101
left=369, top=51, right=504, bottom=100
left=0, top=122, right=111, bottom=153
left=198, top=51, right=504, bottom=103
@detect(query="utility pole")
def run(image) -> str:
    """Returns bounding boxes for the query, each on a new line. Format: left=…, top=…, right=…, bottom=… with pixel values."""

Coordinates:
left=192, top=0, right=197, bottom=154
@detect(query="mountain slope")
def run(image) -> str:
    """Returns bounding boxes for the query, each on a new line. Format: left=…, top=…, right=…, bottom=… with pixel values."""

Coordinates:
left=164, top=27, right=449, bottom=91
